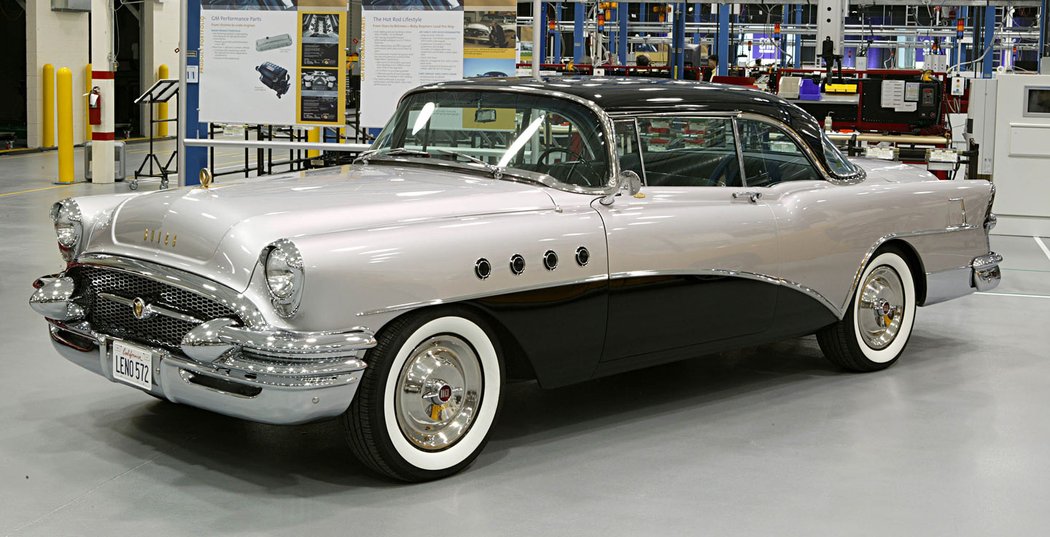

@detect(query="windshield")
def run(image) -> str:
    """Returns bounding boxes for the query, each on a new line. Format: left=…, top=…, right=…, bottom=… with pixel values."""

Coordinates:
left=821, top=132, right=861, bottom=177
left=370, top=90, right=612, bottom=190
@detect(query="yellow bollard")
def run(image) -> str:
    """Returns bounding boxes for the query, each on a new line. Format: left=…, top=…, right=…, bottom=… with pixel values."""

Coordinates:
left=307, top=127, right=321, bottom=158
left=157, top=64, right=169, bottom=137
left=56, top=67, right=74, bottom=184
left=85, top=64, right=92, bottom=141
left=42, top=64, right=55, bottom=148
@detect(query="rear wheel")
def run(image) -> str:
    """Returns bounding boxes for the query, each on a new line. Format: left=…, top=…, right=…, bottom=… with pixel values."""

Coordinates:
left=817, top=249, right=917, bottom=372
left=344, top=308, right=504, bottom=482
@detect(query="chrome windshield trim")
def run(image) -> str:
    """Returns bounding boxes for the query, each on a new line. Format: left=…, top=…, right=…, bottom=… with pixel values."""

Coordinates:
left=398, top=84, right=620, bottom=196
left=72, top=253, right=270, bottom=329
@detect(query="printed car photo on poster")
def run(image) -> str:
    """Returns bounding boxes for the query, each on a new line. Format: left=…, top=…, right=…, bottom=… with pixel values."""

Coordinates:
left=463, top=57, right=513, bottom=77
left=463, top=11, right=515, bottom=50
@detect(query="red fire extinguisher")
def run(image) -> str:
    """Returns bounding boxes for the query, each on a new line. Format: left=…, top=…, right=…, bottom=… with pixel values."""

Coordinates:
left=88, top=86, right=101, bottom=126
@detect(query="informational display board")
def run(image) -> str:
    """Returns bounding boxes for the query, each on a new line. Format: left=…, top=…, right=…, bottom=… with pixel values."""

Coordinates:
left=199, top=0, right=347, bottom=127
left=360, top=4, right=464, bottom=128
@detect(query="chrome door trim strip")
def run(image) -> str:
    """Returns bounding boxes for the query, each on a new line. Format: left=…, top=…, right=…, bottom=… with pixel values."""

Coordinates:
left=608, top=268, right=840, bottom=317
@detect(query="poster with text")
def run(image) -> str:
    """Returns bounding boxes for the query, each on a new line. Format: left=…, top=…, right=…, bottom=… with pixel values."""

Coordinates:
left=199, top=1, right=347, bottom=127
left=360, top=8, right=464, bottom=128
left=297, top=11, right=347, bottom=125
left=200, top=9, right=299, bottom=124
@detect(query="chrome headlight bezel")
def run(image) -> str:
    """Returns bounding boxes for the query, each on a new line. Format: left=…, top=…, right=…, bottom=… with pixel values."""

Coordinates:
left=261, top=239, right=305, bottom=318
left=50, top=199, right=83, bottom=263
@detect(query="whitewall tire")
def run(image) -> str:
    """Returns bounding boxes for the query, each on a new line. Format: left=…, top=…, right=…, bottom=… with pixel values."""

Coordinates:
left=817, top=248, right=917, bottom=372
left=344, top=307, right=504, bottom=481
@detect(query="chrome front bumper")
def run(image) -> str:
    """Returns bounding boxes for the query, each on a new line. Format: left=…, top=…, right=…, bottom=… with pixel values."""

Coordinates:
left=31, top=276, right=375, bottom=425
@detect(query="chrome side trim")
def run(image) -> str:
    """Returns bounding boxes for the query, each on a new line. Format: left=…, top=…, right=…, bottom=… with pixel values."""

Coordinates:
left=73, top=253, right=269, bottom=329
left=357, top=273, right=611, bottom=316
left=844, top=225, right=979, bottom=313
left=608, top=268, right=841, bottom=317
left=923, top=266, right=971, bottom=306
left=98, top=292, right=203, bottom=324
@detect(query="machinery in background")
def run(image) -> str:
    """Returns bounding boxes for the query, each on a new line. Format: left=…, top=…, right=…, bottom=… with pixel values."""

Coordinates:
left=966, top=74, right=1050, bottom=236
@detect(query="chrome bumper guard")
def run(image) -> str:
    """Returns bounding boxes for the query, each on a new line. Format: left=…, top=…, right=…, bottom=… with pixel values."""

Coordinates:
left=31, top=276, right=375, bottom=425
left=971, top=252, right=1002, bottom=292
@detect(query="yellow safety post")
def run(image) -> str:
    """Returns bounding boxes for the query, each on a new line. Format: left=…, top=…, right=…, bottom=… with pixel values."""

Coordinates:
left=42, top=64, right=55, bottom=148
left=157, top=64, right=169, bottom=137
left=56, top=67, right=74, bottom=184
left=84, top=64, right=92, bottom=141
left=307, top=127, right=321, bottom=158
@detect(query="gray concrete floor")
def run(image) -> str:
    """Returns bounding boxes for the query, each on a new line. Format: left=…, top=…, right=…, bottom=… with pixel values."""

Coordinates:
left=2, top=150, right=1050, bottom=536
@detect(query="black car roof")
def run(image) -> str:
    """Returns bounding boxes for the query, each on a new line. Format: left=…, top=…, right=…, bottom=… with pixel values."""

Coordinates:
left=417, top=77, right=828, bottom=168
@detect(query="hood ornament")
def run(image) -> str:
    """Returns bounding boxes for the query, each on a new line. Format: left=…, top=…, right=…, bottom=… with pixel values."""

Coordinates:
left=199, top=168, right=214, bottom=189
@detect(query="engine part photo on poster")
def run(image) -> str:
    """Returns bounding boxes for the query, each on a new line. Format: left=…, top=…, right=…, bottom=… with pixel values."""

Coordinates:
left=301, top=69, right=337, bottom=91
left=300, top=68, right=338, bottom=121
left=256, top=62, right=291, bottom=98
left=256, top=33, right=293, bottom=51
left=302, top=13, right=339, bottom=39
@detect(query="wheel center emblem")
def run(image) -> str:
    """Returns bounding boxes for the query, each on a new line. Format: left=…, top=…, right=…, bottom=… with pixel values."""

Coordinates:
left=438, top=384, right=452, bottom=403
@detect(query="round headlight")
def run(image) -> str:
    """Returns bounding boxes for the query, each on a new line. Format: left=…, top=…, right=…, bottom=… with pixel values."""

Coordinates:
left=50, top=199, right=83, bottom=260
left=262, top=240, right=304, bottom=312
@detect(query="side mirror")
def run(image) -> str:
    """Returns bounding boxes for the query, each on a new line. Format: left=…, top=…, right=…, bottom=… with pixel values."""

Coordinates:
left=600, top=170, right=643, bottom=206
left=620, top=170, right=642, bottom=197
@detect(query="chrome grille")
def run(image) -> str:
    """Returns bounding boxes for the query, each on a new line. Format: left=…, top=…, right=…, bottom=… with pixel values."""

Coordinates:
left=71, top=266, right=240, bottom=351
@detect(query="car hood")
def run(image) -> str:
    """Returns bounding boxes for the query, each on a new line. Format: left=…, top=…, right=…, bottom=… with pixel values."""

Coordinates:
left=91, top=164, right=556, bottom=292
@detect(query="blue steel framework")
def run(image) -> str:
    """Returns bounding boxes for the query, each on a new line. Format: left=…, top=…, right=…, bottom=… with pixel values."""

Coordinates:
left=180, top=0, right=207, bottom=187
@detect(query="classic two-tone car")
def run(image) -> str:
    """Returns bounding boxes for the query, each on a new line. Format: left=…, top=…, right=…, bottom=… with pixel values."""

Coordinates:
left=30, top=78, right=1001, bottom=481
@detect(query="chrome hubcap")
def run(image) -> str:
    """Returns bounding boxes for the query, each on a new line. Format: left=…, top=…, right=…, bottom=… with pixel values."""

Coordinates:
left=395, top=335, right=483, bottom=451
left=858, top=266, right=906, bottom=350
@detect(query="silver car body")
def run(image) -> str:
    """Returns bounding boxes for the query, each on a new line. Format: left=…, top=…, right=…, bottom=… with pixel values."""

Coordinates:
left=31, top=79, right=1000, bottom=426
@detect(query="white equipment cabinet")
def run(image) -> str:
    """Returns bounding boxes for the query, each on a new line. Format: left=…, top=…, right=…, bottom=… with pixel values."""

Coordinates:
left=971, top=74, right=1050, bottom=236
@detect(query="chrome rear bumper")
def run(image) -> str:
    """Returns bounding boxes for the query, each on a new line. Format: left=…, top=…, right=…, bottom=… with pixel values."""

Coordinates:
left=924, top=251, right=1002, bottom=306
left=971, top=252, right=1003, bottom=292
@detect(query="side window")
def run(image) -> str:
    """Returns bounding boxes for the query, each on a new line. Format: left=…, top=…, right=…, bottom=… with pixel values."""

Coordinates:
left=737, top=119, right=820, bottom=186
left=635, top=117, right=742, bottom=187
left=614, top=120, right=644, bottom=180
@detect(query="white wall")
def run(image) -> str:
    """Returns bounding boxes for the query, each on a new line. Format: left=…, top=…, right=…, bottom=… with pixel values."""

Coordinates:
left=26, top=2, right=90, bottom=148
left=25, top=0, right=182, bottom=149
left=141, top=0, right=182, bottom=136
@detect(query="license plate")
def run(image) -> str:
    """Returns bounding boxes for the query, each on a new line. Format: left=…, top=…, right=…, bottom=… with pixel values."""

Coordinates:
left=111, top=339, right=154, bottom=391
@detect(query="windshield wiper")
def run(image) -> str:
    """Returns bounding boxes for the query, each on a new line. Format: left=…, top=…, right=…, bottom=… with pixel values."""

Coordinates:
left=429, top=148, right=504, bottom=179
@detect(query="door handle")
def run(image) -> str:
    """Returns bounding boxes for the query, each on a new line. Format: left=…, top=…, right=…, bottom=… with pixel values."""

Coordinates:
left=732, top=191, right=762, bottom=203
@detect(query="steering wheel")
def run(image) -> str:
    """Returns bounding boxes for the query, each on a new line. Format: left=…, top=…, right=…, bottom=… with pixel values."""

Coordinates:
left=537, top=148, right=602, bottom=187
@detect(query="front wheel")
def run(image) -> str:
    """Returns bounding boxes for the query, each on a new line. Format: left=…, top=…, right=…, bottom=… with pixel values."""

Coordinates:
left=344, top=308, right=504, bottom=482
left=817, top=249, right=917, bottom=372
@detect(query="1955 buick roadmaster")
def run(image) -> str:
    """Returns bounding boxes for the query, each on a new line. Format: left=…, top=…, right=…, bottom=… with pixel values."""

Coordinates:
left=30, top=78, right=1001, bottom=481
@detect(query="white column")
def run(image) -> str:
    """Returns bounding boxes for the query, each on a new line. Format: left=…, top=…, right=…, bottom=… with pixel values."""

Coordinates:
left=90, top=0, right=115, bottom=184
left=816, top=0, right=846, bottom=56
left=25, top=2, right=89, bottom=149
